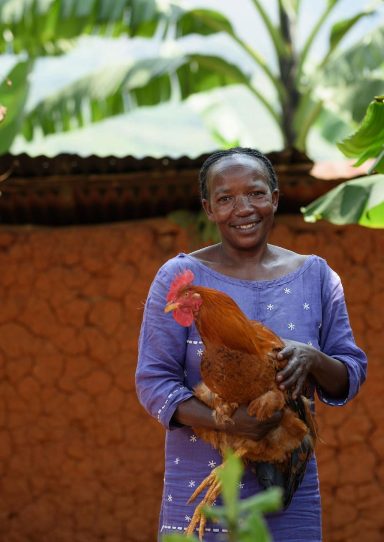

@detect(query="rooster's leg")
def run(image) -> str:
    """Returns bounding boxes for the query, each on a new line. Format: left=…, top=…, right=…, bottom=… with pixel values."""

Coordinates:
left=185, top=475, right=222, bottom=539
left=185, top=448, right=248, bottom=540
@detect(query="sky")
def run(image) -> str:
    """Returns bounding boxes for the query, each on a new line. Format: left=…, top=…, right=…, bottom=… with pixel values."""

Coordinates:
left=184, top=0, right=384, bottom=59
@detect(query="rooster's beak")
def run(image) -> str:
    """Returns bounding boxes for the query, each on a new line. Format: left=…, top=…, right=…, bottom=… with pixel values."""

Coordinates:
left=164, top=302, right=180, bottom=313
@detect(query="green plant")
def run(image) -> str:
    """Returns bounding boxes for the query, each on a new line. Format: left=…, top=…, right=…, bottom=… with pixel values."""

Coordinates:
left=163, top=451, right=282, bottom=542
left=169, top=209, right=220, bottom=246
left=301, top=95, right=384, bottom=227
left=337, top=95, right=384, bottom=174
left=0, top=0, right=382, bottom=154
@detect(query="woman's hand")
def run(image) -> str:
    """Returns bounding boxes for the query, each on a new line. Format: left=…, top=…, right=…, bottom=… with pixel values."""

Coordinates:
left=276, top=339, right=318, bottom=399
left=225, top=405, right=283, bottom=441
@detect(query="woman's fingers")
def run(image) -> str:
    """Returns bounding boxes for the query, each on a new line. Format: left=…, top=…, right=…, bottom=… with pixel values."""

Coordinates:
left=277, top=344, right=295, bottom=361
left=277, top=358, right=298, bottom=384
left=292, top=372, right=307, bottom=399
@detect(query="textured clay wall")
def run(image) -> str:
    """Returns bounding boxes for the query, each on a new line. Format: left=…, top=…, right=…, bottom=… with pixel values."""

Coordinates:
left=0, top=216, right=382, bottom=542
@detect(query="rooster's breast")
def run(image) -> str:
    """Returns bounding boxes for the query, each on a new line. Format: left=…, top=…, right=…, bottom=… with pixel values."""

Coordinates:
left=200, top=342, right=278, bottom=405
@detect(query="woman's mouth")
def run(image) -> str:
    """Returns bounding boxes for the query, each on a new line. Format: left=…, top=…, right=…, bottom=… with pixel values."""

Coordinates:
left=233, top=220, right=260, bottom=230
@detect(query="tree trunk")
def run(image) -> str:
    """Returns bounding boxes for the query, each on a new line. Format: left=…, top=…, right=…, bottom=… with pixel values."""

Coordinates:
left=277, top=4, right=301, bottom=149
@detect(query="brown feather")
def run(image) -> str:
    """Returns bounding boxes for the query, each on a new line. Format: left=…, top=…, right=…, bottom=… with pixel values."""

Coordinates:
left=172, top=285, right=318, bottom=464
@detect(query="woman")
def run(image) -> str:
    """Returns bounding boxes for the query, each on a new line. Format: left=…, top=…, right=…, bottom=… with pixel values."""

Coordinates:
left=136, top=147, right=367, bottom=541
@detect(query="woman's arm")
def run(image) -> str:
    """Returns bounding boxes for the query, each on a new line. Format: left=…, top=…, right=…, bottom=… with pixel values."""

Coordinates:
left=172, top=397, right=283, bottom=441
left=136, top=263, right=193, bottom=429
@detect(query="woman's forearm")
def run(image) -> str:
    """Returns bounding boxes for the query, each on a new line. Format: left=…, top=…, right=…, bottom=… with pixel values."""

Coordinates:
left=172, top=397, right=282, bottom=440
left=310, top=350, right=349, bottom=398
left=172, top=397, right=219, bottom=429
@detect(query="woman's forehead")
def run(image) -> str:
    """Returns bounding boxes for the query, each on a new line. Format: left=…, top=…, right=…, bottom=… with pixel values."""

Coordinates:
left=208, top=154, right=268, bottom=180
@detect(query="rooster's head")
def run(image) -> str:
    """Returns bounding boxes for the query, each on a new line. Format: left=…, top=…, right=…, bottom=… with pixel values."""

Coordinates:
left=164, top=269, right=203, bottom=327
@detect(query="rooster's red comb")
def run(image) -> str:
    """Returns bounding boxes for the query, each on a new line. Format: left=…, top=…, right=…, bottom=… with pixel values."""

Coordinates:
left=167, top=269, right=195, bottom=302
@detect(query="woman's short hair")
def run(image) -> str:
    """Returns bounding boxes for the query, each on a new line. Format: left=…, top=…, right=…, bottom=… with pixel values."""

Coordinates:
left=199, top=147, right=279, bottom=200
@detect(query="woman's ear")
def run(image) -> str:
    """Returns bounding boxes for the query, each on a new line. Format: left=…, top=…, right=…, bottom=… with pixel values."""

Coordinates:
left=202, top=198, right=215, bottom=222
left=272, top=189, right=279, bottom=212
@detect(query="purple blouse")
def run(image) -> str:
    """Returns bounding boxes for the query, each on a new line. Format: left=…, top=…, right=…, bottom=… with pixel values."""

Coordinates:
left=136, top=253, right=367, bottom=542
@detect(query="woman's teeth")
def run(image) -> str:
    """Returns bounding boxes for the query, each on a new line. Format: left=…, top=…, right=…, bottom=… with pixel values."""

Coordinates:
left=235, top=222, right=256, bottom=229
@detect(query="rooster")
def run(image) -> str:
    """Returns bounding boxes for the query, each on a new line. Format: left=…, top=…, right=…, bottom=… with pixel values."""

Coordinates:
left=164, top=269, right=317, bottom=538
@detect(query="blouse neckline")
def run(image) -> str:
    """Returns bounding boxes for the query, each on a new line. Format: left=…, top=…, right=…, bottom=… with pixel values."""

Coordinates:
left=178, top=253, right=316, bottom=288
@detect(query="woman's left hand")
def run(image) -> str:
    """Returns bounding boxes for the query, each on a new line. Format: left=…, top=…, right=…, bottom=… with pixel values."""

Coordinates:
left=275, top=339, right=318, bottom=399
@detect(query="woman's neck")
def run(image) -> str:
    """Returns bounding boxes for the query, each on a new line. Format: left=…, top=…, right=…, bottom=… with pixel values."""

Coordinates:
left=216, top=242, right=270, bottom=268
left=189, top=243, right=273, bottom=281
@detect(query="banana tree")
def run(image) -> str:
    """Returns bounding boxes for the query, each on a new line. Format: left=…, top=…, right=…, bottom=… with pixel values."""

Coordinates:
left=0, top=0, right=383, bottom=154
left=0, top=0, right=191, bottom=153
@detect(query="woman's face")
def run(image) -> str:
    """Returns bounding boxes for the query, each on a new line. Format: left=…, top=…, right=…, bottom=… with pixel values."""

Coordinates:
left=202, top=154, right=279, bottom=251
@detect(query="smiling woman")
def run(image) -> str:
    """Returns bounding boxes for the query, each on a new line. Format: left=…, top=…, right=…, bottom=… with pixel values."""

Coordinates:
left=200, top=151, right=279, bottom=261
left=136, top=147, right=367, bottom=541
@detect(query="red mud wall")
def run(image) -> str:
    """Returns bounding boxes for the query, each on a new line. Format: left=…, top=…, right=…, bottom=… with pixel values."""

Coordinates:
left=0, top=216, right=382, bottom=542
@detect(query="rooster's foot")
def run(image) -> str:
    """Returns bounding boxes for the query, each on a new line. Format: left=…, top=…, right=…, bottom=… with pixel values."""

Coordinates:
left=185, top=468, right=222, bottom=540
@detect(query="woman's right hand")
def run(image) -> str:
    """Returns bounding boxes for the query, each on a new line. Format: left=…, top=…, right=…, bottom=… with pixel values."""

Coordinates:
left=225, top=405, right=283, bottom=441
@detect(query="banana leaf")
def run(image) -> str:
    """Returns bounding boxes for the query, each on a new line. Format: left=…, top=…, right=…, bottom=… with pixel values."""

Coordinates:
left=301, top=174, right=384, bottom=228
left=336, top=96, right=384, bottom=170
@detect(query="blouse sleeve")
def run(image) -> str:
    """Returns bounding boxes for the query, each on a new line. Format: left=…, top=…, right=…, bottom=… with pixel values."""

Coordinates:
left=135, top=261, right=194, bottom=430
left=317, top=260, right=367, bottom=406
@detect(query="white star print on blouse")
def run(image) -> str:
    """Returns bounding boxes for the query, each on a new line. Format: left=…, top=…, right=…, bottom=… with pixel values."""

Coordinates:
left=208, top=460, right=216, bottom=468
left=284, top=287, right=291, bottom=294
left=267, top=304, right=274, bottom=310
left=167, top=494, right=173, bottom=502
left=185, top=515, right=191, bottom=522
left=197, top=348, right=204, bottom=357
left=190, top=434, right=197, bottom=442
left=174, top=457, right=180, bottom=464
left=288, top=322, right=295, bottom=330
left=188, top=480, right=196, bottom=488
left=303, top=303, right=310, bottom=310
left=239, top=482, right=245, bottom=489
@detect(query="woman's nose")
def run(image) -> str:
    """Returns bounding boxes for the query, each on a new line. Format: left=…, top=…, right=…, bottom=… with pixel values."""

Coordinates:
left=233, top=195, right=253, bottom=214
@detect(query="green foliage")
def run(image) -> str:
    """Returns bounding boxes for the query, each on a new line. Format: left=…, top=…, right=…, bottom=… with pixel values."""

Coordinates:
left=329, top=9, right=375, bottom=49
left=301, top=174, right=384, bottom=228
left=0, top=60, right=32, bottom=154
left=302, top=96, right=384, bottom=228
left=163, top=452, right=282, bottom=542
left=20, top=55, right=183, bottom=139
left=0, top=0, right=383, bottom=154
left=168, top=209, right=220, bottom=245
left=337, top=96, right=384, bottom=173
left=0, top=0, right=169, bottom=54
left=318, top=26, right=384, bottom=130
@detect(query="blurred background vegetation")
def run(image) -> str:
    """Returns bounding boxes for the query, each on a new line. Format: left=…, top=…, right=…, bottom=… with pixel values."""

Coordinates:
left=0, top=0, right=383, bottom=159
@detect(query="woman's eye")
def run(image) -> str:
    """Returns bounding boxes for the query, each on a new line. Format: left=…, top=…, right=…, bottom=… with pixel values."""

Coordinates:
left=218, top=196, right=231, bottom=203
left=249, top=191, right=265, bottom=198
